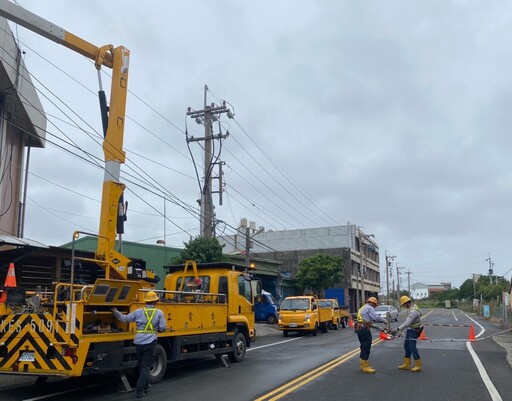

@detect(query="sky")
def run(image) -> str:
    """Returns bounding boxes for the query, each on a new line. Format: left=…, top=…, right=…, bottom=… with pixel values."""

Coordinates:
left=2, top=0, right=512, bottom=289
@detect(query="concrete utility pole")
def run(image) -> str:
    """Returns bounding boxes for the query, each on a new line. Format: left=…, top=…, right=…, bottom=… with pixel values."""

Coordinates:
left=406, top=269, right=412, bottom=293
left=385, top=252, right=396, bottom=305
left=187, top=85, right=232, bottom=238
left=245, top=225, right=264, bottom=267
left=486, top=252, right=494, bottom=285
left=396, top=265, right=405, bottom=308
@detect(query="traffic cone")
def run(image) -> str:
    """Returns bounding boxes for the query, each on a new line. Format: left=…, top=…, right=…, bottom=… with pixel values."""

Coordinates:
left=418, top=327, right=428, bottom=340
left=468, top=325, right=476, bottom=342
left=349, top=318, right=354, bottom=328
left=379, top=331, right=391, bottom=340
left=0, top=263, right=17, bottom=303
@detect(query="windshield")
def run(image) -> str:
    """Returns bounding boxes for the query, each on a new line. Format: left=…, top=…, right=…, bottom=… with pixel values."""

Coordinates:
left=280, top=298, right=310, bottom=311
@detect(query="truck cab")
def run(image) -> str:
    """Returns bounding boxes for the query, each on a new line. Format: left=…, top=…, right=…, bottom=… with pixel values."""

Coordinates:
left=277, top=295, right=330, bottom=337
left=254, top=290, right=278, bottom=324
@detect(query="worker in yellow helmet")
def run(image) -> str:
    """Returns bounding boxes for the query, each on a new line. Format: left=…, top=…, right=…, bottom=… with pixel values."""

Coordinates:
left=112, top=291, right=167, bottom=398
left=355, top=296, right=387, bottom=373
left=391, top=295, right=423, bottom=372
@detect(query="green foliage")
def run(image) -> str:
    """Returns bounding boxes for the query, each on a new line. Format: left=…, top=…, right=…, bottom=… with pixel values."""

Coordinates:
left=429, top=275, right=509, bottom=303
left=295, top=253, right=344, bottom=295
left=170, top=236, right=228, bottom=264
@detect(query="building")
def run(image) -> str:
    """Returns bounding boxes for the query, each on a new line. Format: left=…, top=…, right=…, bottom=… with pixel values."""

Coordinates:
left=410, top=282, right=429, bottom=300
left=0, top=17, right=46, bottom=238
left=218, top=221, right=381, bottom=312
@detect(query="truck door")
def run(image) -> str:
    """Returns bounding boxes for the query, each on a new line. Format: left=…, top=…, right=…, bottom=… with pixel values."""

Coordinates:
left=237, top=275, right=254, bottom=321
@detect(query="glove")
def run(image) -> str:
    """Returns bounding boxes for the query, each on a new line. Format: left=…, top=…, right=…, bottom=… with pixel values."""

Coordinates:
left=390, top=329, right=398, bottom=336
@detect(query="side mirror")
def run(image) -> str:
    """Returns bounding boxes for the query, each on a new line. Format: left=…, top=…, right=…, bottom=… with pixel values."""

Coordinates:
left=312, top=304, right=317, bottom=310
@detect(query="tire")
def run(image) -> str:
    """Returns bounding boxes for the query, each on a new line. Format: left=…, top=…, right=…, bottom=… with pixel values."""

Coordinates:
left=321, top=322, right=328, bottom=333
left=148, top=344, right=167, bottom=384
left=312, top=323, right=318, bottom=336
left=283, top=330, right=289, bottom=337
left=228, top=332, right=247, bottom=363
left=333, top=319, right=339, bottom=330
left=267, top=314, right=277, bottom=324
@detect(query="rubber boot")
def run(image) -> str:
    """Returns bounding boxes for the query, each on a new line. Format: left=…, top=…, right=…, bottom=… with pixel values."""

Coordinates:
left=360, top=358, right=376, bottom=374
left=398, top=357, right=411, bottom=370
left=411, top=359, right=422, bottom=372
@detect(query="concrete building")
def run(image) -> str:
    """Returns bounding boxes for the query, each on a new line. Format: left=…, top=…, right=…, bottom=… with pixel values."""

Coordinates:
left=0, top=17, right=46, bottom=238
left=411, top=282, right=429, bottom=300
left=218, top=221, right=381, bottom=312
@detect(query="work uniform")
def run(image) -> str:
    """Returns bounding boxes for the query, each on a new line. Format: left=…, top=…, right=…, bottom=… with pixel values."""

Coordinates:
left=355, top=302, right=386, bottom=373
left=396, top=303, right=422, bottom=371
left=113, top=305, right=167, bottom=397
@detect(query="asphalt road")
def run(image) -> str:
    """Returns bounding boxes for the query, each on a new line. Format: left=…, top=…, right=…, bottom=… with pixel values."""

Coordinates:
left=0, top=309, right=511, bottom=401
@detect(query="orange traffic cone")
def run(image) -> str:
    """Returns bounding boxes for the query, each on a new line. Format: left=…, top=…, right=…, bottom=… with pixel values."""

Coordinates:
left=0, top=263, right=17, bottom=303
left=418, top=327, right=428, bottom=340
left=468, top=325, right=476, bottom=342
left=380, top=331, right=391, bottom=340
left=349, top=318, right=354, bottom=328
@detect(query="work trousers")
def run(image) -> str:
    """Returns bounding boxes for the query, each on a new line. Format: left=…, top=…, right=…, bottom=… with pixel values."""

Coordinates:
left=135, top=341, right=157, bottom=395
left=404, top=328, right=420, bottom=360
left=357, top=327, right=372, bottom=360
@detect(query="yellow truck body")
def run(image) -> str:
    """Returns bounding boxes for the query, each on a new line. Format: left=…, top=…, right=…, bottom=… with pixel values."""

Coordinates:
left=0, top=262, right=257, bottom=383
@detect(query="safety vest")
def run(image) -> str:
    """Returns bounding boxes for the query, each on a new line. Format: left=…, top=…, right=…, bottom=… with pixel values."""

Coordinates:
left=136, top=307, right=158, bottom=334
left=356, top=304, right=371, bottom=325
left=407, top=304, right=422, bottom=329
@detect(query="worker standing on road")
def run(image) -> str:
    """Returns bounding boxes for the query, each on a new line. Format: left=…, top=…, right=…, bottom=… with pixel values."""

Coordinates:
left=392, top=295, right=423, bottom=372
left=355, top=297, right=387, bottom=374
left=112, top=291, right=167, bottom=398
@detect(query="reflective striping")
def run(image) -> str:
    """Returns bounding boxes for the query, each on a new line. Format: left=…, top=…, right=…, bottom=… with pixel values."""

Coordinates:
left=0, top=314, right=72, bottom=372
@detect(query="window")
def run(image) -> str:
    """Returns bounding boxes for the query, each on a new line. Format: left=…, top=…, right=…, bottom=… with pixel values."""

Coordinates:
left=238, top=275, right=252, bottom=302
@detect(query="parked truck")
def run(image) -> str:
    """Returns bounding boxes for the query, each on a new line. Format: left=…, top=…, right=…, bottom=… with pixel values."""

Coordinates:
left=0, top=2, right=258, bottom=387
left=254, top=290, right=278, bottom=324
left=277, top=295, right=332, bottom=337
left=318, top=298, right=351, bottom=329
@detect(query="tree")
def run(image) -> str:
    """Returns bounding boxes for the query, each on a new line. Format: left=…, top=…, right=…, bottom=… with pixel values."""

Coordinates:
left=170, top=236, right=228, bottom=264
left=295, top=253, right=344, bottom=295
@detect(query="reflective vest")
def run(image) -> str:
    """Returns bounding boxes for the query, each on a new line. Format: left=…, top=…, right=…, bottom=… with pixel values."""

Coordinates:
left=356, top=304, right=372, bottom=325
left=407, top=304, right=422, bottom=329
left=136, top=307, right=158, bottom=334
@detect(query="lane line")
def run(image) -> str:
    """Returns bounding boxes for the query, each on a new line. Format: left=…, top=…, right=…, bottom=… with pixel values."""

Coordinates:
left=464, top=313, right=503, bottom=401
left=452, top=309, right=458, bottom=321
left=255, top=338, right=382, bottom=401
left=248, top=336, right=303, bottom=351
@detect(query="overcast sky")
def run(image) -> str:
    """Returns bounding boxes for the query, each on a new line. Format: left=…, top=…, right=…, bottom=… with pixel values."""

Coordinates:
left=4, top=0, right=512, bottom=289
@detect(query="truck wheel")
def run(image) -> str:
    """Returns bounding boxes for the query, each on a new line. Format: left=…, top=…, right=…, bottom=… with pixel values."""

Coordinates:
left=312, top=323, right=318, bottom=336
left=283, top=330, right=289, bottom=337
left=341, top=318, right=347, bottom=328
left=267, top=314, right=277, bottom=324
left=228, top=332, right=246, bottom=363
left=149, top=344, right=167, bottom=384
left=321, top=322, right=328, bottom=333
left=333, top=319, right=339, bottom=330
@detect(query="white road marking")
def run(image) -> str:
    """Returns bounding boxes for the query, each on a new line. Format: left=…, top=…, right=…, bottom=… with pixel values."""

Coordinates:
left=452, top=309, right=458, bottom=321
left=464, top=313, right=503, bottom=401
left=248, top=336, right=303, bottom=351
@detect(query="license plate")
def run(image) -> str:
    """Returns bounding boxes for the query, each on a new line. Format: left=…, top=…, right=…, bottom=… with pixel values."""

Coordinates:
left=19, top=352, right=35, bottom=362
left=289, top=323, right=297, bottom=328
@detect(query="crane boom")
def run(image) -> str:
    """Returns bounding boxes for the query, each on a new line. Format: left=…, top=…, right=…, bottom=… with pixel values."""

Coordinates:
left=0, top=0, right=141, bottom=281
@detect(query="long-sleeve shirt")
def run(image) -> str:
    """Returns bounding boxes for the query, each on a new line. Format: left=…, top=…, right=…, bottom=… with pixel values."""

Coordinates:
left=397, top=304, right=421, bottom=331
left=113, top=306, right=167, bottom=345
left=358, top=303, right=387, bottom=324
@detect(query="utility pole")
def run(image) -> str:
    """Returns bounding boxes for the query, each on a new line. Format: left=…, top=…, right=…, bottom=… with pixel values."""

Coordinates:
left=406, top=269, right=412, bottom=294
left=187, top=85, right=232, bottom=238
left=244, top=225, right=264, bottom=268
left=396, top=265, right=405, bottom=308
left=385, top=251, right=396, bottom=305
left=486, top=252, right=494, bottom=285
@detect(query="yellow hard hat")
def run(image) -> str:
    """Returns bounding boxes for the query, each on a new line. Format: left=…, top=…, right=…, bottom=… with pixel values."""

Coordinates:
left=400, top=295, right=411, bottom=305
left=367, top=297, right=378, bottom=304
left=144, top=291, right=159, bottom=303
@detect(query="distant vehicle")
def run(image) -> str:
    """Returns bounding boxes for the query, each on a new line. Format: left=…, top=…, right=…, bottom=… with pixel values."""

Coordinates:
left=374, top=305, right=399, bottom=322
left=255, top=290, right=278, bottom=324
left=445, top=300, right=452, bottom=309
